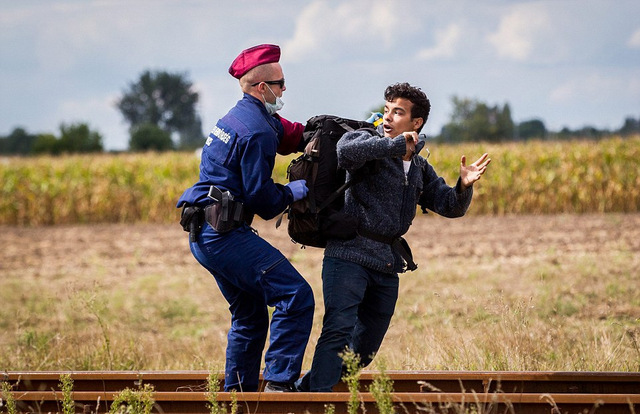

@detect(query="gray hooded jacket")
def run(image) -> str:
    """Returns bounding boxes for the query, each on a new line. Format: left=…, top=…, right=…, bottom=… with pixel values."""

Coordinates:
left=324, top=128, right=473, bottom=274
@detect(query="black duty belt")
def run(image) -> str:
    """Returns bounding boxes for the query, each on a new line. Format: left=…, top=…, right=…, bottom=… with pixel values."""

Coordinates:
left=180, top=186, right=254, bottom=241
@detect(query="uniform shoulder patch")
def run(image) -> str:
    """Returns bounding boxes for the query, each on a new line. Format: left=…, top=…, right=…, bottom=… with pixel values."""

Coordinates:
left=210, top=125, right=232, bottom=144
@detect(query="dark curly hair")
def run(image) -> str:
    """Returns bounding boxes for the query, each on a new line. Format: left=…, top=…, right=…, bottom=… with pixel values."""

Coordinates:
left=384, top=83, right=431, bottom=133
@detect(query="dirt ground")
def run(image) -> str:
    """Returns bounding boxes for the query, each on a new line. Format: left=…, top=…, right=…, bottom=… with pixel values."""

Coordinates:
left=2, top=213, right=638, bottom=284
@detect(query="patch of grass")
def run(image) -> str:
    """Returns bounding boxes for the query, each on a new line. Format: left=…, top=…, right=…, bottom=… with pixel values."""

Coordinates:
left=157, top=299, right=201, bottom=322
left=1, top=381, right=17, bottom=414
left=109, top=383, right=155, bottom=414
left=1, top=214, right=639, bottom=372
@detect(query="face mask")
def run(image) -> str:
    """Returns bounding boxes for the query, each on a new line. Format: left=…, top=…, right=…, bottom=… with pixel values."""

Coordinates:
left=262, top=84, right=284, bottom=115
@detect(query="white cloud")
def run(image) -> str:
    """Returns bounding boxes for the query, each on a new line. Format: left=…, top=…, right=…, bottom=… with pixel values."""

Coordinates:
left=628, top=28, right=640, bottom=48
left=487, top=4, right=550, bottom=61
left=283, top=0, right=404, bottom=62
left=416, top=23, right=462, bottom=61
left=549, top=73, right=633, bottom=103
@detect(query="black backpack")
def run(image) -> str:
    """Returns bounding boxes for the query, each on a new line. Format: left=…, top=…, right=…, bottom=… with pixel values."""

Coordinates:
left=281, top=115, right=377, bottom=248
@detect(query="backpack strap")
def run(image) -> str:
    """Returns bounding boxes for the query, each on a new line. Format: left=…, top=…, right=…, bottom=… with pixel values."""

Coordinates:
left=316, top=172, right=359, bottom=212
left=358, top=228, right=418, bottom=272
left=311, top=120, right=355, bottom=213
left=317, top=157, right=380, bottom=212
left=308, top=154, right=320, bottom=214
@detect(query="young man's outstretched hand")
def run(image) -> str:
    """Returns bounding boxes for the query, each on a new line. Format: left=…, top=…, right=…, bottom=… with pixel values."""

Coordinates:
left=460, top=153, right=491, bottom=188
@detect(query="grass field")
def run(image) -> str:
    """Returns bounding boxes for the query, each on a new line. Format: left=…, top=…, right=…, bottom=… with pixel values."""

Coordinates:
left=1, top=214, right=638, bottom=372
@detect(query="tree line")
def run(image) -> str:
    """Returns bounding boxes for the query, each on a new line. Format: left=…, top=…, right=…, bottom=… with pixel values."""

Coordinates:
left=433, top=97, right=639, bottom=143
left=2, top=70, right=639, bottom=156
left=1, top=70, right=202, bottom=156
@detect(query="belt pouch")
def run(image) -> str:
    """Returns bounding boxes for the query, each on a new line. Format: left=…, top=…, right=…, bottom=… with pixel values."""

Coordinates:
left=205, top=203, right=236, bottom=233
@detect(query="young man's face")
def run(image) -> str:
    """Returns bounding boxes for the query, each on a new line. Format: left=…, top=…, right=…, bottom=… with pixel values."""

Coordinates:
left=382, top=98, right=423, bottom=138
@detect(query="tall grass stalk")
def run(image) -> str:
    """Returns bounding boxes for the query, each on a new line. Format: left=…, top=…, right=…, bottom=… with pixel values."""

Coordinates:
left=206, top=370, right=226, bottom=414
left=1, top=381, right=17, bottom=414
left=340, top=349, right=362, bottom=414
left=370, top=359, right=395, bottom=414
left=82, top=294, right=113, bottom=369
left=59, top=374, right=75, bottom=414
left=229, top=390, right=238, bottom=414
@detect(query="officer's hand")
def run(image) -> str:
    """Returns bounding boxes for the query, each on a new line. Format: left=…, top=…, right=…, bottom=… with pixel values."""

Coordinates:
left=286, top=179, right=308, bottom=202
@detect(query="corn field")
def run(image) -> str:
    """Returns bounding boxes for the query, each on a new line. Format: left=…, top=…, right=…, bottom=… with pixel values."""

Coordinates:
left=1, top=136, right=639, bottom=226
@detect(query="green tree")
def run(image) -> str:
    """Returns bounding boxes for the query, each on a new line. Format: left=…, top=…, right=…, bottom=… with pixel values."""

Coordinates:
left=58, top=122, right=104, bottom=153
left=0, top=127, right=38, bottom=155
left=498, top=103, right=515, bottom=139
left=32, top=133, right=60, bottom=154
left=116, top=70, right=203, bottom=150
left=618, top=116, right=640, bottom=136
left=517, top=119, right=547, bottom=140
left=129, top=123, right=174, bottom=151
left=438, top=96, right=514, bottom=142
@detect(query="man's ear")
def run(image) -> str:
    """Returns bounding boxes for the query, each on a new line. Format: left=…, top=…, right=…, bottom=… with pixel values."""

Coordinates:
left=255, top=82, right=266, bottom=94
left=413, top=117, right=424, bottom=131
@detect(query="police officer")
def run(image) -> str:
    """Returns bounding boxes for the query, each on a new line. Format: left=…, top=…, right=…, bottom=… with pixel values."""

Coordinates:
left=177, top=44, right=313, bottom=392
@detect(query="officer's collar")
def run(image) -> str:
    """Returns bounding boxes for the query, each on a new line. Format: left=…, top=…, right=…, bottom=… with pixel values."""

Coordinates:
left=244, top=93, right=272, bottom=116
left=243, top=93, right=281, bottom=132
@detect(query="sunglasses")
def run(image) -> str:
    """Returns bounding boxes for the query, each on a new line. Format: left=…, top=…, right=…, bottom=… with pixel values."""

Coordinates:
left=251, top=79, right=285, bottom=88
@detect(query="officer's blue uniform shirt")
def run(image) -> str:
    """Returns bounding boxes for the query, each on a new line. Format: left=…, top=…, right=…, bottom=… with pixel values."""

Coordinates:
left=177, top=93, right=294, bottom=220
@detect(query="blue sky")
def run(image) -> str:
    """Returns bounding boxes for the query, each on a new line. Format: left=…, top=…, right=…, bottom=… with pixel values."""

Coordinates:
left=1, top=0, right=639, bottom=150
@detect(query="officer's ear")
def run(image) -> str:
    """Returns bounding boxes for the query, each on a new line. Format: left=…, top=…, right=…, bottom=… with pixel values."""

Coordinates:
left=254, top=81, right=267, bottom=94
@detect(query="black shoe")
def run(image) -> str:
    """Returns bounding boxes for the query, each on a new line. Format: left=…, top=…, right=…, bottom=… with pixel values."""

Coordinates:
left=264, top=381, right=297, bottom=392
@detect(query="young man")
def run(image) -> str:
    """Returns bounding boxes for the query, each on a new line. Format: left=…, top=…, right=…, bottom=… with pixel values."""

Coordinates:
left=177, top=44, right=314, bottom=392
left=297, top=82, right=490, bottom=392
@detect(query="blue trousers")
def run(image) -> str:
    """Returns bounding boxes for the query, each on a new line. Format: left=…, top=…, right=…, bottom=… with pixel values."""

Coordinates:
left=297, top=256, right=398, bottom=392
left=190, top=222, right=314, bottom=391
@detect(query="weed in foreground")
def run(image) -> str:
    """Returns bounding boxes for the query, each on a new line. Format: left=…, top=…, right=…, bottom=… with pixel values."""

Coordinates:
left=206, top=370, right=227, bottom=414
left=340, top=348, right=362, bottom=414
left=109, top=383, right=155, bottom=414
left=370, top=358, right=395, bottom=414
left=205, top=371, right=239, bottom=414
left=1, top=381, right=17, bottom=414
left=207, top=371, right=227, bottom=414
left=59, top=374, right=75, bottom=414
left=229, top=390, right=238, bottom=414
left=323, top=403, right=336, bottom=414
left=81, top=293, right=114, bottom=370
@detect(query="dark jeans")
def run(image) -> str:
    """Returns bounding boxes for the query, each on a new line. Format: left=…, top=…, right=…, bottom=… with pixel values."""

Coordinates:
left=190, top=222, right=314, bottom=391
left=297, top=256, right=399, bottom=392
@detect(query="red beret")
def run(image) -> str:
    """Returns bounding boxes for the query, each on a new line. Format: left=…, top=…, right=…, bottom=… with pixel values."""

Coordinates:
left=228, top=44, right=281, bottom=79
